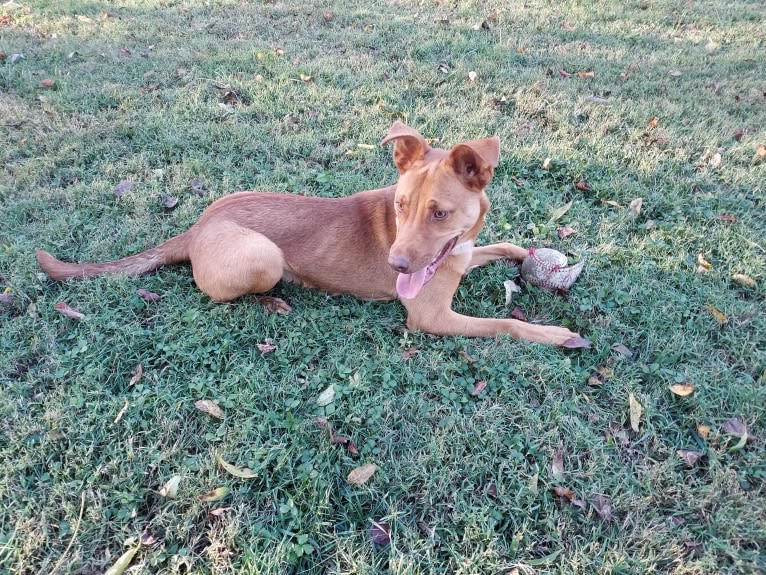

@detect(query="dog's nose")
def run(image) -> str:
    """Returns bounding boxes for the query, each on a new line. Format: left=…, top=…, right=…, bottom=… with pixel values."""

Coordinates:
left=388, top=254, right=411, bottom=273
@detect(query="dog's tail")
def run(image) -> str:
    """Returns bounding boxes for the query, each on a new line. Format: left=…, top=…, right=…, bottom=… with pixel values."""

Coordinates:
left=36, top=230, right=193, bottom=281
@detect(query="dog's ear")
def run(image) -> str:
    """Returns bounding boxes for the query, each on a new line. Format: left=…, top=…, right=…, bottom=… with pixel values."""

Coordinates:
left=381, top=121, right=429, bottom=173
left=446, top=136, right=500, bottom=191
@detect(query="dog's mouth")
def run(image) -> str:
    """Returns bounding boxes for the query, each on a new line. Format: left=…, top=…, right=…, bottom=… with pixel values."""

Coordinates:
left=396, top=236, right=459, bottom=300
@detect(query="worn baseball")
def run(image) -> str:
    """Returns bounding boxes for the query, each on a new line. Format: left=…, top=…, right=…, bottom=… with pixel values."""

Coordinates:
left=520, top=248, right=584, bottom=290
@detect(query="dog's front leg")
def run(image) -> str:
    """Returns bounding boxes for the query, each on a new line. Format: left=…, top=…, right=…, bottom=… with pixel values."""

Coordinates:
left=401, top=267, right=582, bottom=345
left=469, top=242, right=528, bottom=269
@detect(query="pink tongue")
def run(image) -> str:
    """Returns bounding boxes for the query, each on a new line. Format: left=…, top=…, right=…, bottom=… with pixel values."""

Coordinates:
left=396, top=268, right=428, bottom=300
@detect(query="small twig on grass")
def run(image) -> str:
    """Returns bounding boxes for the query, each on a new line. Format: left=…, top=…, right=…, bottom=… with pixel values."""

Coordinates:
left=50, top=491, right=86, bottom=575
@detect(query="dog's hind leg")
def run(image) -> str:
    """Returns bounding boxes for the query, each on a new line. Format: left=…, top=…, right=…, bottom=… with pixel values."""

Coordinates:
left=188, top=221, right=285, bottom=302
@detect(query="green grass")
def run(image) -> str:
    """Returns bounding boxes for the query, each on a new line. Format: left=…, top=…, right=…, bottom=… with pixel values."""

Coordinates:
left=1, top=0, right=765, bottom=573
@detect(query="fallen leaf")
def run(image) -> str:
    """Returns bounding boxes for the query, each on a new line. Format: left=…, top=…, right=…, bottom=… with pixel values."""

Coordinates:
left=612, top=343, right=633, bottom=358
left=210, top=507, right=231, bottom=517
left=38, top=79, right=56, bottom=89
left=257, top=339, right=276, bottom=354
left=591, top=494, right=612, bottom=522
left=706, top=306, right=728, bottom=325
left=159, top=475, right=181, bottom=498
left=597, top=366, right=615, bottom=379
left=458, top=350, right=476, bottom=363
left=577, top=70, right=595, bottom=79
left=119, top=47, right=131, bottom=57
left=401, top=347, right=420, bottom=361
left=113, top=399, right=129, bottom=424
left=696, top=253, right=712, bottom=271
left=128, top=364, right=143, bottom=386
left=104, top=543, right=141, bottom=575
left=254, top=74, right=264, bottom=82
left=575, top=181, right=592, bottom=192
left=332, top=435, right=360, bottom=457
left=717, top=213, right=736, bottom=223
left=629, top=197, right=643, bottom=218
left=222, top=90, right=240, bottom=105
left=670, top=383, right=695, bottom=397
left=587, top=375, right=603, bottom=386
left=732, top=274, right=756, bottom=288
left=756, top=145, right=766, bottom=159
left=677, top=449, right=704, bottom=467
left=709, top=153, right=722, bottom=168
left=470, top=380, right=487, bottom=397
left=113, top=180, right=132, bottom=198
left=256, top=296, right=292, bottom=314
left=370, top=521, right=390, bottom=546
left=669, top=69, right=682, bottom=77
left=503, top=279, right=521, bottom=305
left=553, top=487, right=586, bottom=510
left=316, top=384, right=335, bottom=406
left=585, top=95, right=608, bottom=105
left=468, top=70, right=478, bottom=83
left=323, top=11, right=333, bottom=22
left=562, top=337, right=591, bottom=349
left=190, top=178, right=208, bottom=196
left=549, top=200, right=573, bottom=222
left=542, top=157, right=553, bottom=169
left=347, top=463, right=377, bottom=485
left=558, top=69, right=572, bottom=78
left=629, top=393, right=642, bottom=432
left=551, top=446, right=564, bottom=480
left=162, top=195, right=178, bottom=209
left=299, top=73, right=313, bottom=82
left=733, top=129, right=744, bottom=141
left=721, top=418, right=747, bottom=438
left=136, top=288, right=161, bottom=302
left=198, top=486, right=230, bottom=502
left=54, top=302, right=84, bottom=320
left=217, top=456, right=257, bottom=479
left=697, top=423, right=711, bottom=439
left=557, top=226, right=576, bottom=239
left=510, top=306, right=527, bottom=321
left=647, top=116, right=659, bottom=128
left=603, top=199, right=623, bottom=208
left=195, top=399, right=224, bottom=419
left=140, top=527, right=158, bottom=546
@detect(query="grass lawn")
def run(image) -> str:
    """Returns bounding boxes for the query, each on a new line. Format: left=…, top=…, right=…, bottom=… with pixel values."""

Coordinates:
left=1, top=0, right=765, bottom=573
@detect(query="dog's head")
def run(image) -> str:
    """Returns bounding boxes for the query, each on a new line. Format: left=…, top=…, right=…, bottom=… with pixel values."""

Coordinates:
left=381, top=121, right=499, bottom=299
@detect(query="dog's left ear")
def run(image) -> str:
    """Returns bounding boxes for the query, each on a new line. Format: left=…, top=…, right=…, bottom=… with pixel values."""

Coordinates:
left=381, top=121, right=430, bottom=173
left=446, top=136, right=501, bottom=191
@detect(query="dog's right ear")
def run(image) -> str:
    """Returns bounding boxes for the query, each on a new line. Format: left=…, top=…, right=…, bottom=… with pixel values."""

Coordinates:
left=381, top=121, right=429, bottom=173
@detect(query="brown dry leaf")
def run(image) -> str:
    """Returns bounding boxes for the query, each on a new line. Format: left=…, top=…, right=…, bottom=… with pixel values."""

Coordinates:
left=129, top=363, right=143, bottom=386
left=722, top=418, right=747, bottom=438
left=756, top=145, right=766, bottom=158
left=670, top=383, right=695, bottom=397
left=612, top=343, right=633, bottom=357
left=709, top=153, right=722, bottom=168
left=553, top=487, right=586, bottom=510
left=697, top=423, right=711, bottom=439
left=103, top=543, right=141, bottom=575
left=587, top=375, right=603, bottom=386
left=597, top=367, right=615, bottom=379
left=119, top=47, right=132, bottom=57
left=551, top=446, right=564, bottom=480
left=39, top=79, right=55, bottom=89
left=217, top=456, right=257, bottom=479
left=677, top=449, right=704, bottom=467
left=323, top=11, right=334, bottom=22
left=647, top=116, right=659, bottom=128
left=470, top=380, right=487, bottom=397
left=195, top=399, right=224, bottom=419
left=577, top=70, right=595, bottom=79
left=210, top=507, right=231, bottom=517
left=198, top=486, right=230, bottom=502
left=629, top=393, right=643, bottom=433
left=257, top=339, right=277, bottom=354
left=370, top=521, right=390, bottom=546
left=459, top=349, right=476, bottom=363
left=707, top=306, right=728, bottom=325
left=140, top=527, right=158, bottom=546
left=162, top=195, right=178, bottom=209
left=629, top=197, right=643, bottom=218
left=557, top=226, right=576, bottom=239
left=591, top=495, right=613, bottom=522
left=347, top=463, right=377, bottom=485
left=136, top=288, right=161, bottom=302
left=732, top=274, right=756, bottom=288
left=603, top=199, right=623, bottom=208
left=54, top=302, right=85, bottom=320
left=510, top=306, right=527, bottom=321
left=558, top=69, right=572, bottom=79
left=401, top=347, right=420, bottom=361
left=222, top=90, right=240, bottom=105
left=299, top=73, right=313, bottom=83
left=717, top=213, right=736, bottom=223
left=575, top=181, right=592, bottom=192
left=468, top=70, right=478, bottom=83
left=256, top=296, right=292, bottom=315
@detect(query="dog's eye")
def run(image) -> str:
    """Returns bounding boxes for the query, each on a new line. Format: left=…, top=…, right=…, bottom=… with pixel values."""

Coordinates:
left=433, top=209, right=448, bottom=220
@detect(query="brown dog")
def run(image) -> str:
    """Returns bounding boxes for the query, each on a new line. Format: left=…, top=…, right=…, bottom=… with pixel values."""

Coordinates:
left=37, top=122, right=584, bottom=345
